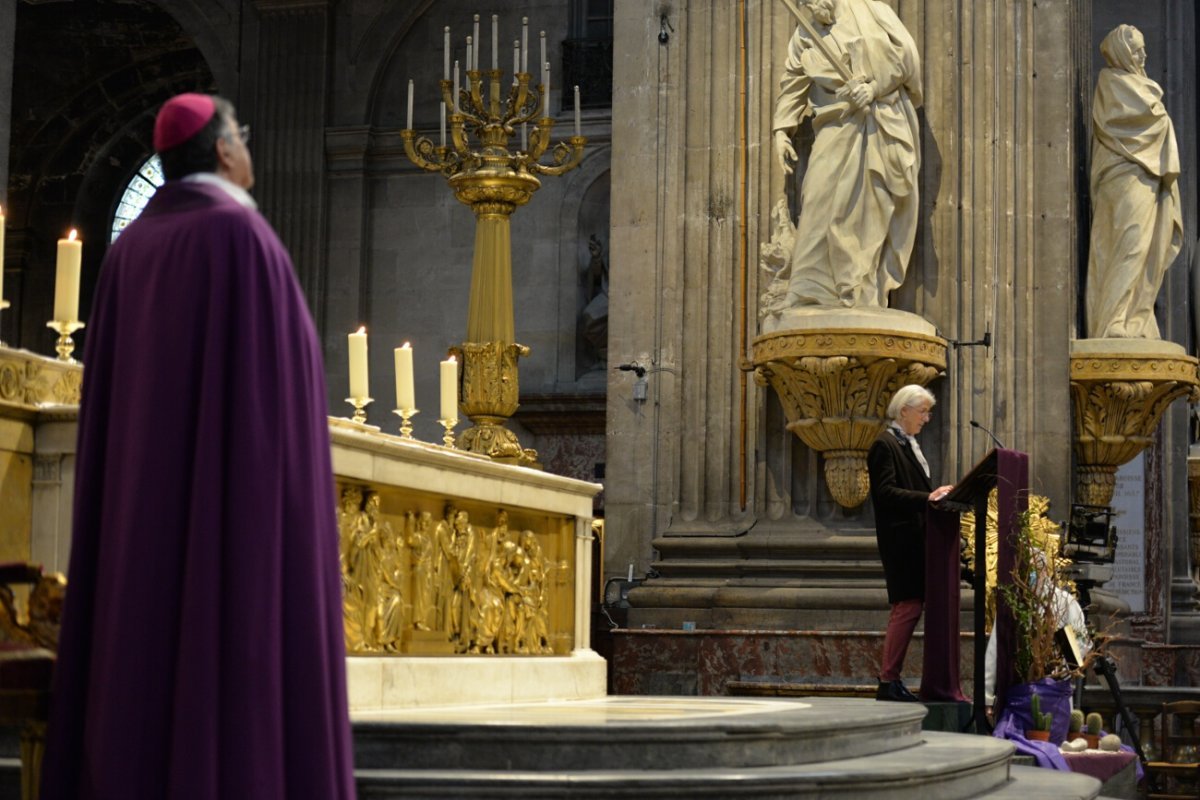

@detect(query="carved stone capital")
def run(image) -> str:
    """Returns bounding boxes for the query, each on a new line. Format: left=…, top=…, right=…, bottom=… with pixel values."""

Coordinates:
left=751, top=328, right=947, bottom=508
left=1070, top=346, right=1200, bottom=506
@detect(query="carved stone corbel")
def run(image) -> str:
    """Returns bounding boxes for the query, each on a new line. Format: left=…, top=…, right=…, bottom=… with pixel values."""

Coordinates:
left=751, top=328, right=947, bottom=508
left=1070, top=341, right=1200, bottom=507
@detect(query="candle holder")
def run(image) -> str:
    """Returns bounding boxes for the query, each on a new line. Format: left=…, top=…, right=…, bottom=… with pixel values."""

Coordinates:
left=393, top=407, right=418, bottom=439
left=46, top=319, right=85, bottom=363
left=345, top=396, right=373, bottom=425
left=438, top=417, right=458, bottom=448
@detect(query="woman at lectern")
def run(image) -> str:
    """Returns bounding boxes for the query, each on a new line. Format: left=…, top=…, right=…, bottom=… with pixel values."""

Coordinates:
left=867, top=385, right=954, bottom=702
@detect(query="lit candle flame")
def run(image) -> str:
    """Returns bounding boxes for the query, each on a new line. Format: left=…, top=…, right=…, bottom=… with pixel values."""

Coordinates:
left=402, top=341, right=411, bottom=349
left=68, top=229, right=78, bottom=241
left=355, top=325, right=366, bottom=334
left=448, top=355, right=456, bottom=363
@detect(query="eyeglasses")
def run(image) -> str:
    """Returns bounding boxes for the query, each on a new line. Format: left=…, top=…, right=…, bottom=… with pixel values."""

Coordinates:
left=224, top=124, right=251, bottom=145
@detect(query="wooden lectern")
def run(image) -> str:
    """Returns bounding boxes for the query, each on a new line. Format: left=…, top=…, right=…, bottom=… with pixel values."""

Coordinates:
left=934, top=448, right=1029, bottom=732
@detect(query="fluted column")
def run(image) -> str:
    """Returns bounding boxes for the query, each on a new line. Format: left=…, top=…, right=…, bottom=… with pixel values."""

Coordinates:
left=250, top=0, right=331, bottom=324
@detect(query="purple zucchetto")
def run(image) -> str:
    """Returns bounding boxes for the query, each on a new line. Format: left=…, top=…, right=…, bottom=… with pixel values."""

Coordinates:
left=153, top=93, right=216, bottom=153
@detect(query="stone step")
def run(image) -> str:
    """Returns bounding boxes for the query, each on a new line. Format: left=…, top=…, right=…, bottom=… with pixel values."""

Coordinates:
left=352, top=732, right=1100, bottom=799
left=352, top=697, right=927, bottom=772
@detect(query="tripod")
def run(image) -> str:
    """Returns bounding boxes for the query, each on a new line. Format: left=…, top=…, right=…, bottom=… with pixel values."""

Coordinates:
left=1091, top=654, right=1147, bottom=769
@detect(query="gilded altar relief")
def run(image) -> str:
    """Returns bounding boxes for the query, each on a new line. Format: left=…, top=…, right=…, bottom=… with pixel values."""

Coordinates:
left=337, top=483, right=574, bottom=656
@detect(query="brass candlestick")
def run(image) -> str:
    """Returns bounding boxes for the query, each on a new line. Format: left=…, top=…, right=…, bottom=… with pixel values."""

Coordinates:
left=401, top=42, right=586, bottom=467
left=46, top=319, right=85, bottom=363
left=393, top=408, right=418, bottom=439
left=345, top=396, right=373, bottom=425
left=438, top=417, right=458, bottom=448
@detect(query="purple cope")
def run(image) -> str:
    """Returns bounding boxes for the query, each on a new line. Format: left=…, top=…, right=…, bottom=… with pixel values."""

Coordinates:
left=41, top=181, right=356, bottom=799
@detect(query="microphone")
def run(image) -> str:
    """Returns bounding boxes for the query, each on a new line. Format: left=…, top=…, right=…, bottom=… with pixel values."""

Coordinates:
left=969, top=420, right=1005, bottom=450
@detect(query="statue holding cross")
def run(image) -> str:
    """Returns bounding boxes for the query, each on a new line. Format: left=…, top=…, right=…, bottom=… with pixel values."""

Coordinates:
left=767, top=0, right=923, bottom=313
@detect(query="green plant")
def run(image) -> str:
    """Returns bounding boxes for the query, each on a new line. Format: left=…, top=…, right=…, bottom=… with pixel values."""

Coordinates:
left=1030, top=692, right=1053, bottom=732
left=1086, top=712, right=1103, bottom=735
left=1069, top=709, right=1084, bottom=733
left=998, top=510, right=1066, bottom=681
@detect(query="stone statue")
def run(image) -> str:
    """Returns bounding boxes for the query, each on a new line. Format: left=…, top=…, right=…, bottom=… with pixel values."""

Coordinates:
left=579, top=234, right=609, bottom=367
left=769, top=0, right=922, bottom=311
left=1086, top=24, right=1182, bottom=339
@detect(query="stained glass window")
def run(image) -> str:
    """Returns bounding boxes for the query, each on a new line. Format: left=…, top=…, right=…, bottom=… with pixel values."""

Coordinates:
left=110, top=155, right=164, bottom=242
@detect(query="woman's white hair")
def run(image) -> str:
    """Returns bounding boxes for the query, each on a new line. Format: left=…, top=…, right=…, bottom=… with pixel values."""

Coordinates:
left=887, top=384, right=935, bottom=421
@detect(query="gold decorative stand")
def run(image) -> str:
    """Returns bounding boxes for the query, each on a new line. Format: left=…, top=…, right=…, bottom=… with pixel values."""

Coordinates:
left=1070, top=340, right=1199, bottom=506
left=46, top=320, right=85, bottom=363
left=401, top=59, right=585, bottom=468
left=750, top=327, right=947, bottom=508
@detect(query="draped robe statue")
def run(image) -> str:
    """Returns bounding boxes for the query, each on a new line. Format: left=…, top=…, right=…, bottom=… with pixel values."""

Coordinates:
left=771, top=0, right=922, bottom=310
left=1086, top=24, right=1182, bottom=339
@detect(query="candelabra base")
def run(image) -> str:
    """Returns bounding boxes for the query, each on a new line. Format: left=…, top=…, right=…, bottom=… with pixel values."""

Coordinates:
left=393, top=408, right=418, bottom=439
left=345, top=396, right=373, bottom=425
left=438, top=418, right=458, bottom=448
left=458, top=416, right=539, bottom=468
left=46, top=320, right=85, bottom=363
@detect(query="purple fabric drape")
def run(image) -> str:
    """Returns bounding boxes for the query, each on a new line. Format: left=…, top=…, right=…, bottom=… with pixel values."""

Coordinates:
left=993, top=449, right=1030, bottom=712
left=921, top=504, right=967, bottom=701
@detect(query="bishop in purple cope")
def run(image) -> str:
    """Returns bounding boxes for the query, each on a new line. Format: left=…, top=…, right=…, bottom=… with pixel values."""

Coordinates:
left=41, top=94, right=356, bottom=799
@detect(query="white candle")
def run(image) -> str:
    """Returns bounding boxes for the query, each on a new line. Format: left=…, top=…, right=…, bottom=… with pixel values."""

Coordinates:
left=440, top=102, right=446, bottom=146
left=522, top=18, right=529, bottom=73
left=466, top=37, right=473, bottom=75
left=513, top=40, right=519, bottom=76
left=492, top=14, right=499, bottom=70
left=627, top=563, right=634, bottom=582
left=53, top=229, right=82, bottom=322
left=394, top=342, right=415, bottom=412
left=0, top=206, right=5, bottom=303
left=406, top=79, right=414, bottom=129
left=443, top=26, right=451, bottom=80
left=544, top=61, right=551, bottom=118
left=453, top=61, right=460, bottom=112
left=473, top=15, right=480, bottom=70
left=440, top=355, right=458, bottom=422
left=539, top=30, right=546, bottom=81
left=574, top=85, right=581, bottom=136
left=348, top=326, right=369, bottom=399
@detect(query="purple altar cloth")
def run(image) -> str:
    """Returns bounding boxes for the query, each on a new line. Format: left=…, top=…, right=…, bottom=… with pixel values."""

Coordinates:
left=41, top=181, right=356, bottom=799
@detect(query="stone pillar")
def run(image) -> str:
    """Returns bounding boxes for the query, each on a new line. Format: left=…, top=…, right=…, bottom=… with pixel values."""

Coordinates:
left=606, top=0, right=1084, bottom=620
left=249, top=0, right=331, bottom=325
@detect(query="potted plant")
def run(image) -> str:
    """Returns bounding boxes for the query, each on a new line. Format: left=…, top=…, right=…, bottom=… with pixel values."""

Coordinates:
left=1065, top=709, right=1084, bottom=745
left=1026, top=692, right=1053, bottom=741
left=1082, top=712, right=1104, bottom=749
left=992, top=504, right=1104, bottom=749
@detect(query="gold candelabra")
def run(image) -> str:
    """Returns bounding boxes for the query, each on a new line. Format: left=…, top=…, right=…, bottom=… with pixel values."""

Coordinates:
left=393, top=408, right=418, bottom=439
left=401, top=54, right=585, bottom=467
